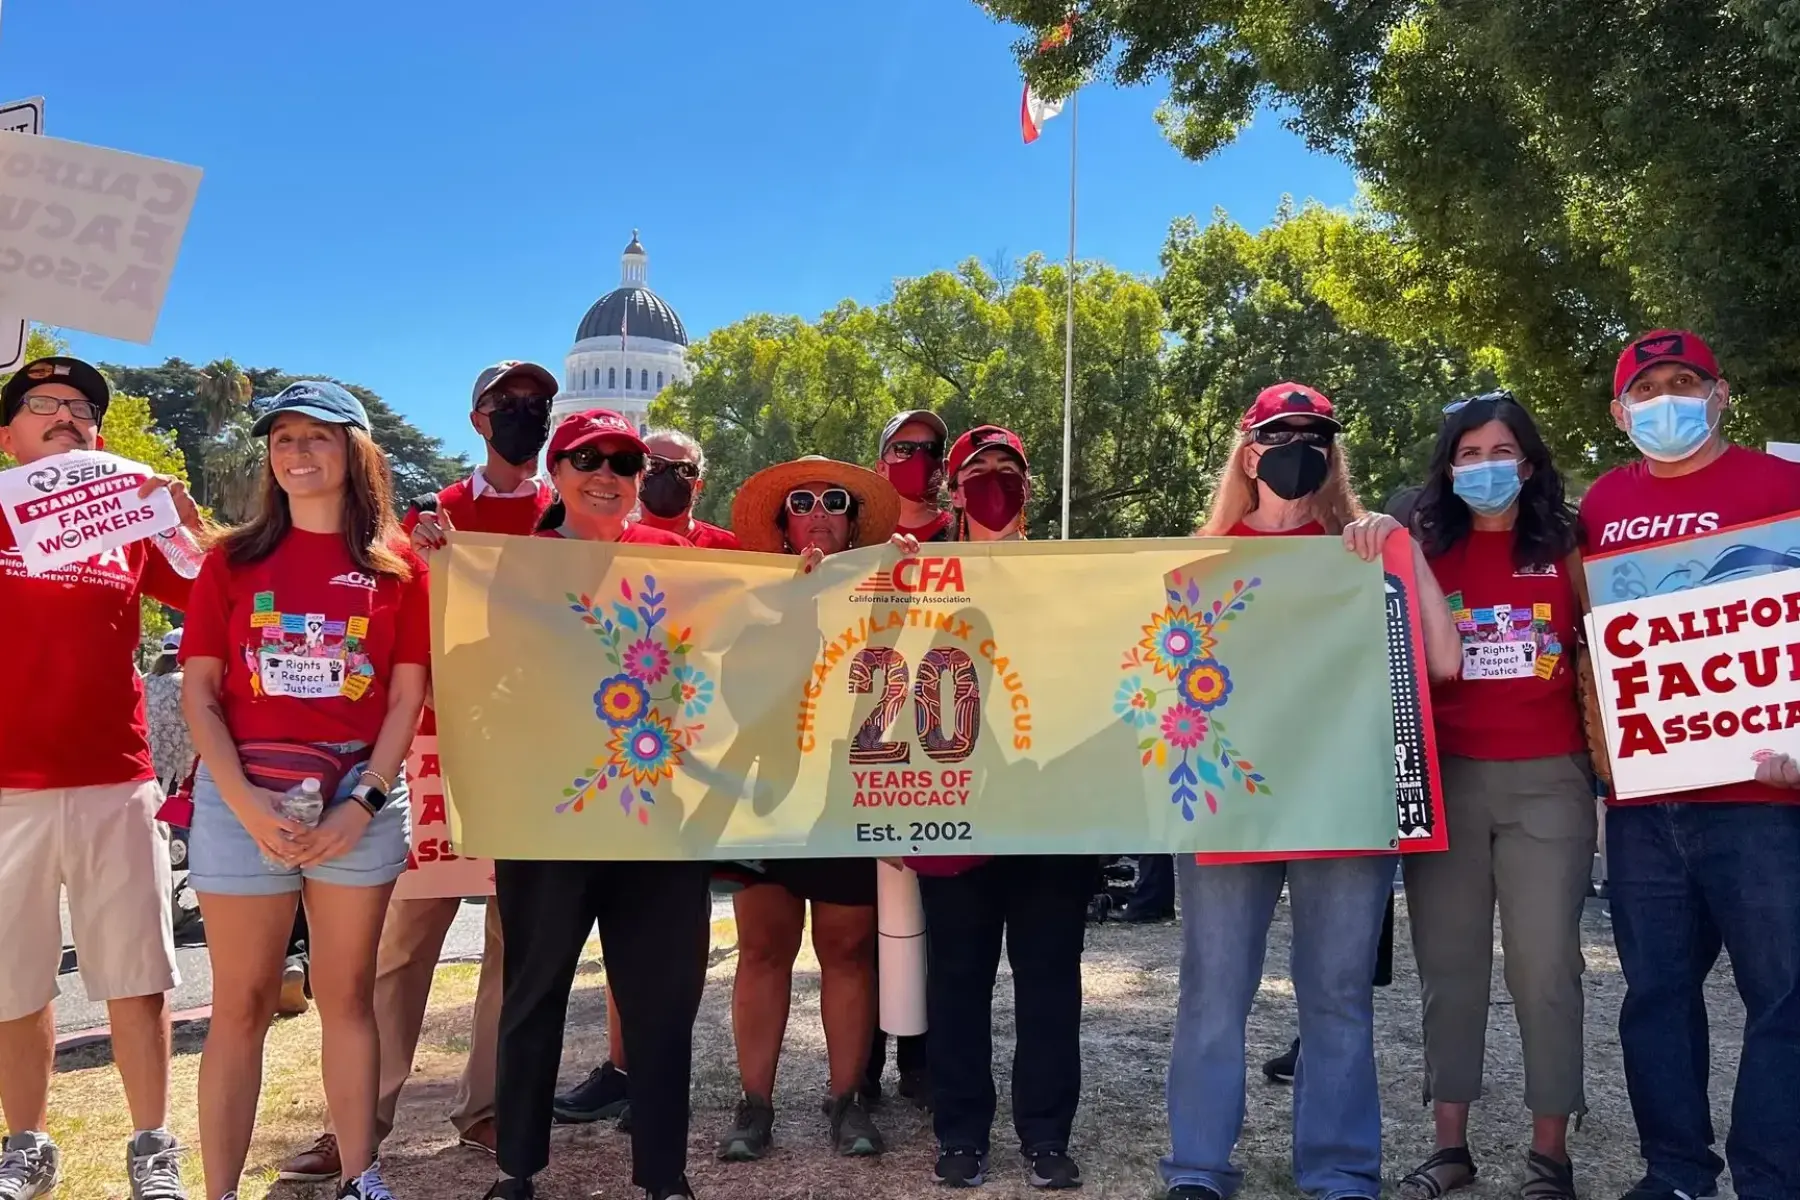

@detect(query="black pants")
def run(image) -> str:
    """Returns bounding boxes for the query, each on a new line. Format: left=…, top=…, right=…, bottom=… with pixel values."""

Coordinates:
left=918, top=856, right=1093, bottom=1154
left=865, top=1022, right=928, bottom=1085
left=1123, top=854, right=1175, bottom=917
left=494, top=859, right=711, bottom=1190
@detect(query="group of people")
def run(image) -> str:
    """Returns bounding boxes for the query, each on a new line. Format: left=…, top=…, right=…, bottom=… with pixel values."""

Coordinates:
left=0, top=326, right=1794, bottom=1200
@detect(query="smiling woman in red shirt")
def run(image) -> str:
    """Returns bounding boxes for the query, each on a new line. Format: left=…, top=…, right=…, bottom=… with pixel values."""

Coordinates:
left=1396, top=392, right=1592, bottom=1200
left=179, top=381, right=428, bottom=1200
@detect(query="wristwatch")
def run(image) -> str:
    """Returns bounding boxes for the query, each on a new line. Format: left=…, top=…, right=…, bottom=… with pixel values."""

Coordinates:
left=350, top=783, right=390, bottom=817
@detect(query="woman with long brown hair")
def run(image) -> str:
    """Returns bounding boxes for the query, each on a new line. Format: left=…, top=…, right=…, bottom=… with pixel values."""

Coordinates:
left=181, top=382, right=429, bottom=1200
left=1161, top=384, right=1460, bottom=1200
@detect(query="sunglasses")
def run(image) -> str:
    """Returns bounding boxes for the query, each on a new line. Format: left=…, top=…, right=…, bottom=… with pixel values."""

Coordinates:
left=646, top=456, right=701, bottom=481
left=561, top=446, right=645, bottom=475
left=476, top=392, right=550, bottom=415
left=1442, top=388, right=1519, bottom=415
left=1252, top=425, right=1335, bottom=447
left=20, top=393, right=102, bottom=422
left=786, top=487, right=852, bottom=516
left=883, top=439, right=943, bottom=462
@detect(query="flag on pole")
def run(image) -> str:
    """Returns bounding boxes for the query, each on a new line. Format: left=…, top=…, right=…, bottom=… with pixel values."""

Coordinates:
left=1021, top=17, right=1074, bottom=144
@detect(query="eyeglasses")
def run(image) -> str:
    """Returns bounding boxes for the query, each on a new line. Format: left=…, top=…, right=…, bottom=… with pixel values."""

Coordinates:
left=561, top=446, right=645, bottom=475
left=475, top=392, right=550, bottom=415
left=1442, top=388, right=1518, bottom=415
left=883, top=439, right=943, bottom=462
left=785, top=487, right=852, bottom=516
left=20, top=394, right=102, bottom=422
left=1252, top=425, right=1334, bottom=447
left=646, top=456, right=701, bottom=481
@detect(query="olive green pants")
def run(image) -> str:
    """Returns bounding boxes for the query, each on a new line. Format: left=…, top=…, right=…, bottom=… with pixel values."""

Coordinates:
left=1403, top=753, right=1596, bottom=1115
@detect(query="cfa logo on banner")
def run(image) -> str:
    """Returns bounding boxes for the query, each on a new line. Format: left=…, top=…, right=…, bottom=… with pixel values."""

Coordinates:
left=852, top=556, right=971, bottom=606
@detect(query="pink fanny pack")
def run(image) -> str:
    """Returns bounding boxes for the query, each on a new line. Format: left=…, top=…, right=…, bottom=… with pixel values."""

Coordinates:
left=904, top=854, right=991, bottom=877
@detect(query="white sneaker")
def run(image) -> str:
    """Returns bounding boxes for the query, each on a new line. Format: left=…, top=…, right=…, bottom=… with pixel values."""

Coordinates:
left=127, top=1130, right=186, bottom=1200
left=0, top=1133, right=61, bottom=1200
left=337, top=1163, right=395, bottom=1200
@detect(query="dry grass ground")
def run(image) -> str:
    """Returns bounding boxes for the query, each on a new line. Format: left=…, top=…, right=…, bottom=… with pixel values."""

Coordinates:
left=42, top=898, right=1746, bottom=1200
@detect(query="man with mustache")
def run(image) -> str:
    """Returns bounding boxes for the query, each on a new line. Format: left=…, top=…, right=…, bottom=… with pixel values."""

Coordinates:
left=278, top=360, right=556, bottom=1182
left=0, top=355, right=200, bottom=1200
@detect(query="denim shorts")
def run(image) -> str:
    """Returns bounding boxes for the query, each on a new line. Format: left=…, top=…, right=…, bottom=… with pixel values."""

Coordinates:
left=188, top=759, right=411, bottom=896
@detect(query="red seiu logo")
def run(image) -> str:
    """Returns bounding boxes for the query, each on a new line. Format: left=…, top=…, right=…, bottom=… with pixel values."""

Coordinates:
left=856, top=556, right=967, bottom=595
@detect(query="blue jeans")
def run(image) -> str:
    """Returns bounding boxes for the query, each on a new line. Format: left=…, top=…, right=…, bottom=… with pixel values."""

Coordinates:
left=1161, top=854, right=1393, bottom=1200
left=1608, top=802, right=1800, bottom=1200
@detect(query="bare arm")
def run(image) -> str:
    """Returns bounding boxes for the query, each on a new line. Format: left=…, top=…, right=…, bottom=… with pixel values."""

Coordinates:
left=1407, top=537, right=1463, bottom=682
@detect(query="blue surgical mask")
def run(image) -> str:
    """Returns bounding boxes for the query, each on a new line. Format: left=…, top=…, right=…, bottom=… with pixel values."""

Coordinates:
left=1625, top=391, right=1717, bottom=463
left=1451, top=459, right=1523, bottom=516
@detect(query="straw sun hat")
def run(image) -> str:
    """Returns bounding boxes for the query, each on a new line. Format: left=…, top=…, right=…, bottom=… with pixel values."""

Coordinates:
left=730, top=456, right=902, bottom=554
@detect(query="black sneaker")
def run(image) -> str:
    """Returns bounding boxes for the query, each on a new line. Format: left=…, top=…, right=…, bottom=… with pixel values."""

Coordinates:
left=1025, top=1147, right=1082, bottom=1189
left=897, top=1065, right=933, bottom=1109
left=1164, top=1187, right=1223, bottom=1200
left=336, top=1164, right=394, bottom=1200
left=934, top=1148, right=987, bottom=1188
left=1262, top=1038, right=1299, bottom=1084
left=643, top=1179, right=694, bottom=1200
left=1619, top=1183, right=1715, bottom=1200
left=827, top=1093, right=884, bottom=1156
left=481, top=1179, right=534, bottom=1200
left=716, top=1094, right=775, bottom=1162
left=552, top=1061, right=630, bottom=1124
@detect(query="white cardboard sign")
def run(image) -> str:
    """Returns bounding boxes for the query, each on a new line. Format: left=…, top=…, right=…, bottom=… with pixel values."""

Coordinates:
left=1586, top=571, right=1800, bottom=798
left=0, top=129, right=202, bottom=343
left=393, top=733, right=495, bottom=900
left=0, top=95, right=44, bottom=374
left=0, top=448, right=179, bottom=574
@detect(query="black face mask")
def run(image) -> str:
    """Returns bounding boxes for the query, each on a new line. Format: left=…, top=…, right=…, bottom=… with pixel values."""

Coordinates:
left=485, top=407, right=550, bottom=467
left=1255, top=442, right=1330, bottom=501
left=639, top=469, right=695, bottom=519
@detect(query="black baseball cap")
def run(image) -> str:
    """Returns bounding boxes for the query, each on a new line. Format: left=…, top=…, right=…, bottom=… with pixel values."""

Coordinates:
left=1, top=355, right=111, bottom=424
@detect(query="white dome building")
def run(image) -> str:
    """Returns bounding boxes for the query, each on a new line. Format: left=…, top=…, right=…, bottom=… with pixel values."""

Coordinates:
left=554, top=231, right=690, bottom=431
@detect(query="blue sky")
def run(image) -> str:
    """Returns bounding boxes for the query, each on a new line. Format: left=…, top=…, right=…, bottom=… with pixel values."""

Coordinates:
left=0, top=0, right=1353, bottom=455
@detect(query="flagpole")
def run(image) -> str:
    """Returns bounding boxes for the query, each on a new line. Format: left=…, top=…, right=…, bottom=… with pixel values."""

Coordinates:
left=1059, top=91, right=1077, bottom=540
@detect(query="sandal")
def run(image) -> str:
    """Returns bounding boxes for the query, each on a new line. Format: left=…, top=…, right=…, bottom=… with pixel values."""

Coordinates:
left=1398, top=1146, right=1478, bottom=1200
left=1521, top=1151, right=1576, bottom=1200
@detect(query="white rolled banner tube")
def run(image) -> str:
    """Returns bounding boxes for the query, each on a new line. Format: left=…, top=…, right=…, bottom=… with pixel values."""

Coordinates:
left=875, top=860, right=927, bottom=1037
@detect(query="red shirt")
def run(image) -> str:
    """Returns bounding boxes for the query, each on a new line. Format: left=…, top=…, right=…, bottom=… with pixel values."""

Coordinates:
left=900, top=511, right=954, bottom=543
left=1427, top=532, right=1584, bottom=760
left=636, top=513, right=740, bottom=550
left=180, top=531, right=431, bottom=747
left=1580, top=444, right=1800, bottom=804
left=415, top=474, right=552, bottom=539
left=0, top=527, right=194, bottom=789
left=534, top=522, right=693, bottom=547
left=1228, top=520, right=1326, bottom=537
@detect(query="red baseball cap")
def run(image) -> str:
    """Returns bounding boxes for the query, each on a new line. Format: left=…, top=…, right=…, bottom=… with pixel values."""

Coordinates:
left=547, top=409, right=648, bottom=459
left=1240, top=382, right=1341, bottom=431
left=1613, top=329, right=1720, bottom=397
left=947, top=424, right=1028, bottom=478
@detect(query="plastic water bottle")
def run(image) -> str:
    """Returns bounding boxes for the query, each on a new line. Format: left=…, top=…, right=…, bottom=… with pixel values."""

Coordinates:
left=262, top=778, right=325, bottom=869
left=152, top=526, right=205, bottom=579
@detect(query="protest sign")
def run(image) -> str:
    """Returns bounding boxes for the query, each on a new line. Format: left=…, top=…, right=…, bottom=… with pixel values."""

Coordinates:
left=392, top=730, right=495, bottom=900
left=432, top=533, right=1437, bottom=861
left=1586, top=570, right=1800, bottom=799
left=1584, top=511, right=1800, bottom=607
left=0, top=96, right=43, bottom=373
left=0, top=448, right=178, bottom=574
left=0, top=129, right=202, bottom=343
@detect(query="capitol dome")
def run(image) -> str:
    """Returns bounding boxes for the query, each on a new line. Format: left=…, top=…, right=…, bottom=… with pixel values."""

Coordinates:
left=555, top=231, right=691, bottom=431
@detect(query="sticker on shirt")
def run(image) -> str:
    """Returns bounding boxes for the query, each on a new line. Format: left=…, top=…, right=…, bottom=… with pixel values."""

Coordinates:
left=259, top=651, right=349, bottom=698
left=1457, top=601, right=1561, bottom=681
left=1462, top=640, right=1537, bottom=680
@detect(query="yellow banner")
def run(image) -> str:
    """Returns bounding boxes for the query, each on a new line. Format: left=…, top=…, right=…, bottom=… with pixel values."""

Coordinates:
left=432, top=534, right=1407, bottom=860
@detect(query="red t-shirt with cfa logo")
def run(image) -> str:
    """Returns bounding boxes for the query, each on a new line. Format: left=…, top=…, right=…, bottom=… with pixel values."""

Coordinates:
left=0, top=526, right=194, bottom=789
left=1580, top=444, right=1800, bottom=805
left=1427, top=532, right=1583, bottom=760
left=636, top=514, right=740, bottom=550
left=180, top=530, right=431, bottom=747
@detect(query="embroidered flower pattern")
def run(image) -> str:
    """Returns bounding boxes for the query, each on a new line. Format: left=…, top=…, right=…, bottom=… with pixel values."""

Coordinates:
left=624, top=637, right=671, bottom=684
left=1113, top=677, right=1159, bottom=729
left=1161, top=705, right=1208, bottom=750
left=594, top=675, right=649, bottom=727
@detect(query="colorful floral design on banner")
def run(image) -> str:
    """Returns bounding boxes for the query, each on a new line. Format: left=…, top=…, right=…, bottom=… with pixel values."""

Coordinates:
left=1118, top=572, right=1271, bottom=820
left=559, top=574, right=710, bottom=823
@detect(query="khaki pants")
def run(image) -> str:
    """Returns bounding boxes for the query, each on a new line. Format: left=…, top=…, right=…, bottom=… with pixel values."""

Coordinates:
left=1403, top=754, right=1595, bottom=1116
left=328, top=894, right=503, bottom=1139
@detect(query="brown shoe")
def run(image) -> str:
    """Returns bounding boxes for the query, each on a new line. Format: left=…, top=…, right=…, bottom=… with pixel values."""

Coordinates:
left=276, top=957, right=309, bottom=1017
left=457, top=1118, right=497, bottom=1157
left=276, top=1133, right=339, bottom=1182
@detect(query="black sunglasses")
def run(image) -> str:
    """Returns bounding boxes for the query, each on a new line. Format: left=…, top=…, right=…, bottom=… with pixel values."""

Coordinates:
left=646, top=456, right=701, bottom=481
left=786, top=487, right=853, bottom=516
left=1442, top=388, right=1519, bottom=416
left=20, top=393, right=103, bottom=422
left=561, top=446, right=645, bottom=476
left=1252, top=425, right=1335, bottom=447
left=476, top=391, right=550, bottom=415
left=883, top=439, right=943, bottom=462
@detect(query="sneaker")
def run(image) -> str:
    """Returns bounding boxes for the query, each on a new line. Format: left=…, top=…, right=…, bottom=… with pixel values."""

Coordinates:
left=1262, top=1038, right=1299, bottom=1084
left=277, top=1134, right=340, bottom=1182
left=552, top=1061, right=630, bottom=1124
left=1164, top=1188, right=1223, bottom=1200
left=1025, top=1147, right=1081, bottom=1190
left=716, top=1094, right=775, bottom=1162
left=643, top=1180, right=694, bottom=1200
left=337, top=1164, right=394, bottom=1200
left=934, top=1148, right=987, bottom=1188
left=481, top=1179, right=534, bottom=1200
left=457, top=1118, right=497, bottom=1156
left=0, top=1133, right=61, bottom=1200
left=827, top=1093, right=884, bottom=1157
left=126, top=1131, right=186, bottom=1200
left=277, top=956, right=309, bottom=1016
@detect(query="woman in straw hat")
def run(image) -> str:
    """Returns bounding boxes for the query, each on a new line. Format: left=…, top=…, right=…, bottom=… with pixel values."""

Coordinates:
left=716, top=456, right=916, bottom=1164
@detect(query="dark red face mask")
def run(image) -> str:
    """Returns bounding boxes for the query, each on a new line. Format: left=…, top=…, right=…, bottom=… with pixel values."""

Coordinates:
left=886, top=452, right=941, bottom=502
left=962, top=471, right=1026, bottom=530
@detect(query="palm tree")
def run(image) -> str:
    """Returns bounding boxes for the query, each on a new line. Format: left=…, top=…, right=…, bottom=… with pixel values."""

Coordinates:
left=203, top=411, right=265, bottom=522
left=194, top=359, right=252, bottom=436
